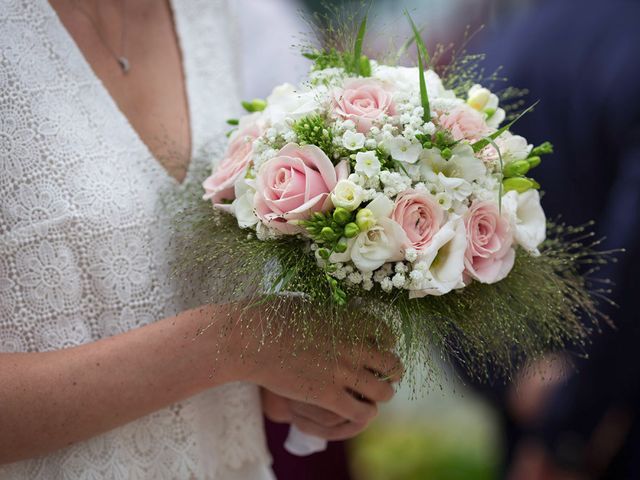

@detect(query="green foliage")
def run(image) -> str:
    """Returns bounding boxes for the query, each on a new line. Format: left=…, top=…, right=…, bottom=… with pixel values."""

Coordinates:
left=472, top=102, right=539, bottom=152
left=531, top=141, right=554, bottom=157
left=170, top=181, right=614, bottom=388
left=304, top=48, right=355, bottom=72
left=291, top=115, right=335, bottom=156
left=405, top=11, right=431, bottom=122
left=353, top=15, right=367, bottom=75
left=241, top=99, right=267, bottom=113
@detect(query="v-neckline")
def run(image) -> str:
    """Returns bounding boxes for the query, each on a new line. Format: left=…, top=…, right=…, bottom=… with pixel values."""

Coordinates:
left=46, top=0, right=197, bottom=188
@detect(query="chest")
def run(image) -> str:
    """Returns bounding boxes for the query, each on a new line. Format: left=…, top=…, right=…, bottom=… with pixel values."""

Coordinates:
left=49, top=0, right=192, bottom=182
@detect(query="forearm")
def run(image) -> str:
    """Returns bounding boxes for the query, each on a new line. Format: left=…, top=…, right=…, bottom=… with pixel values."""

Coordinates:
left=0, top=305, right=243, bottom=464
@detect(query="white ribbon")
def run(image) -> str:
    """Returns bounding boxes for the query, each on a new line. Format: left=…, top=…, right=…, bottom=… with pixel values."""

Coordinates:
left=284, top=425, right=328, bottom=456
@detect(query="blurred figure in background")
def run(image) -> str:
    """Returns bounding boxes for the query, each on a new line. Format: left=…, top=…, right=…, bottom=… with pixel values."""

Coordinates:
left=475, top=0, right=640, bottom=478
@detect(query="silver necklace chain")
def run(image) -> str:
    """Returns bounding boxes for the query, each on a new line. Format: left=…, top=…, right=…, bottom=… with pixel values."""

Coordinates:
left=73, top=0, right=130, bottom=73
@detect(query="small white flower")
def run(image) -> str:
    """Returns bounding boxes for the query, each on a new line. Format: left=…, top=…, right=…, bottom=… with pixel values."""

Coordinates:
left=423, top=122, right=436, bottom=135
left=333, top=266, right=347, bottom=280
left=343, top=130, right=366, bottom=151
left=409, top=269, right=424, bottom=282
left=395, top=262, right=408, bottom=274
left=405, top=248, right=418, bottom=262
left=434, top=191, right=453, bottom=210
left=347, top=272, right=363, bottom=284
left=362, top=278, right=374, bottom=291
left=331, top=180, right=364, bottom=211
left=388, top=137, right=422, bottom=164
left=365, top=139, right=378, bottom=149
left=373, top=269, right=388, bottom=283
left=392, top=273, right=406, bottom=288
left=342, top=119, right=356, bottom=131
left=355, top=151, right=381, bottom=177
left=380, top=277, right=393, bottom=292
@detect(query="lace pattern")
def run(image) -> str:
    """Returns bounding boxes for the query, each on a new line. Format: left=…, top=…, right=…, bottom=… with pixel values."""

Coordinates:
left=0, top=1, right=272, bottom=478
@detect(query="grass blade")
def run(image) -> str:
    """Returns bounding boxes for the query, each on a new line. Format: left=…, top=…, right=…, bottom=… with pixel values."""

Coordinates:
left=472, top=101, right=539, bottom=152
left=354, top=15, right=368, bottom=75
left=405, top=10, right=431, bottom=122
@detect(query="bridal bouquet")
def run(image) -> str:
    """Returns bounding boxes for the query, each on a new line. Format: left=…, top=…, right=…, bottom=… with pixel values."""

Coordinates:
left=203, top=49, right=546, bottom=304
left=176, top=10, right=609, bottom=456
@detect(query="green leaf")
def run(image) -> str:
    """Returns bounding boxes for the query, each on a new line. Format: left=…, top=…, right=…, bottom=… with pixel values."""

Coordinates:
left=226, top=118, right=239, bottom=126
left=354, top=15, right=368, bottom=75
left=405, top=11, right=430, bottom=122
left=471, top=101, right=539, bottom=152
left=405, top=10, right=430, bottom=65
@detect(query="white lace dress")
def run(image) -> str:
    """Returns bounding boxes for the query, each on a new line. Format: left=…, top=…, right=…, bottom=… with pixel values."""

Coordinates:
left=0, top=0, right=274, bottom=478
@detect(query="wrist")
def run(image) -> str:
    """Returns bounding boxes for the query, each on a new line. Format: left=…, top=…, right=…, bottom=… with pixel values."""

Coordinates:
left=192, top=303, right=259, bottom=387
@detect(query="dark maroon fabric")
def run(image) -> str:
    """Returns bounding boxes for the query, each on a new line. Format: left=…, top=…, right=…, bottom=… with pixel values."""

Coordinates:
left=265, top=419, right=353, bottom=480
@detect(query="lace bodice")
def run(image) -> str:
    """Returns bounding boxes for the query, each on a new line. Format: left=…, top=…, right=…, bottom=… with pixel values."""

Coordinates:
left=0, top=1, right=273, bottom=478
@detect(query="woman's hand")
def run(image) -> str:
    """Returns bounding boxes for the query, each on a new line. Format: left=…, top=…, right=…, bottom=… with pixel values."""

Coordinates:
left=225, top=300, right=403, bottom=431
left=262, top=388, right=375, bottom=441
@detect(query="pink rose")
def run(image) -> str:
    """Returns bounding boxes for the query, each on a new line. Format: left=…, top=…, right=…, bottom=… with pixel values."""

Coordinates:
left=464, top=201, right=515, bottom=284
left=333, top=79, right=396, bottom=133
left=203, top=123, right=262, bottom=204
left=255, top=144, right=348, bottom=234
left=391, top=190, right=445, bottom=251
left=438, top=105, right=489, bottom=142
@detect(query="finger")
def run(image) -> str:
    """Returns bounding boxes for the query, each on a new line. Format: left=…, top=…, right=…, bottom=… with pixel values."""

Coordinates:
left=292, top=415, right=368, bottom=441
left=363, top=350, right=404, bottom=383
left=290, top=401, right=347, bottom=428
left=317, top=384, right=378, bottom=425
left=339, top=344, right=403, bottom=383
left=261, top=390, right=292, bottom=423
left=350, top=367, right=395, bottom=403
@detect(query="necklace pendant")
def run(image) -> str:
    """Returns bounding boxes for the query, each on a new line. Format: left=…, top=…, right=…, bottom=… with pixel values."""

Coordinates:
left=118, top=56, right=130, bottom=74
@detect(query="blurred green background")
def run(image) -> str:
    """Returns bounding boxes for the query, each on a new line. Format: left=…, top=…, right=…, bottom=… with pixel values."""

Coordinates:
left=349, top=377, right=502, bottom=480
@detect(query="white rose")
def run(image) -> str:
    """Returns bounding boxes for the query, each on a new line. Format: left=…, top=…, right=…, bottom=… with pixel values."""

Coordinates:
left=263, top=83, right=323, bottom=125
left=373, top=65, right=420, bottom=93
left=355, top=151, right=381, bottom=177
left=215, top=177, right=258, bottom=229
left=499, top=133, right=532, bottom=163
left=330, top=195, right=408, bottom=272
left=409, top=217, right=467, bottom=297
left=331, top=180, right=363, bottom=211
left=343, top=130, right=366, bottom=151
left=501, top=190, right=546, bottom=255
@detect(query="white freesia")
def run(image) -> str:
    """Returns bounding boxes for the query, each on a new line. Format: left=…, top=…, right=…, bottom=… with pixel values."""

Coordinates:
left=467, top=84, right=505, bottom=128
left=409, top=217, right=467, bottom=297
left=263, top=83, right=322, bottom=125
left=331, top=180, right=363, bottom=211
left=502, top=190, right=546, bottom=255
left=343, top=130, right=366, bottom=151
left=331, top=195, right=407, bottom=272
left=388, top=137, right=422, bottom=163
left=421, top=144, right=486, bottom=183
left=355, top=151, right=381, bottom=177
